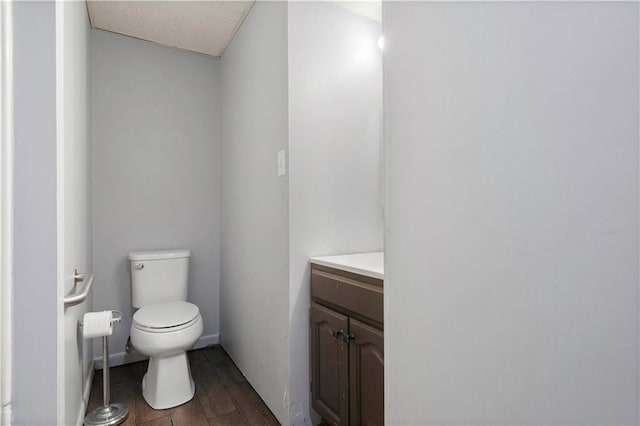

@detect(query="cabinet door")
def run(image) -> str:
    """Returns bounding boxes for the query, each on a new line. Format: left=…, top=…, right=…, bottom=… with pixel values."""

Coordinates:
left=310, top=303, right=349, bottom=425
left=349, top=319, right=384, bottom=426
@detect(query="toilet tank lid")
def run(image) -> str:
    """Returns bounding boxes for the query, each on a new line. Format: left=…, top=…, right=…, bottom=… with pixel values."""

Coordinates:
left=129, top=249, right=191, bottom=261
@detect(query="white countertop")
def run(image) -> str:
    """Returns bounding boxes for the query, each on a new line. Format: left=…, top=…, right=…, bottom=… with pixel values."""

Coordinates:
left=309, top=252, right=384, bottom=280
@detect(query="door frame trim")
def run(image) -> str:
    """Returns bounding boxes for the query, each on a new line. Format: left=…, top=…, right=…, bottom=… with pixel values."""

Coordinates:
left=0, top=0, right=15, bottom=423
left=54, top=1, right=66, bottom=423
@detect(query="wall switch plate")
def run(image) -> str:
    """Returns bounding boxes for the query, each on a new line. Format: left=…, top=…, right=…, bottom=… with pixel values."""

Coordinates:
left=277, top=150, right=286, bottom=177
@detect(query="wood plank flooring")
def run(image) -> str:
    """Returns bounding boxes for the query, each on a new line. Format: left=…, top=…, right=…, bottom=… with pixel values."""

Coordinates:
left=87, top=346, right=280, bottom=426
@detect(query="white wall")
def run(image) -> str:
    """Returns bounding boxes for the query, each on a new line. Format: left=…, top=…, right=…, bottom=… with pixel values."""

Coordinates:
left=92, top=30, right=221, bottom=364
left=12, top=1, right=59, bottom=423
left=288, top=3, right=383, bottom=423
left=12, top=3, right=93, bottom=424
left=219, top=2, right=290, bottom=424
left=384, top=2, right=639, bottom=424
left=57, top=1, right=93, bottom=424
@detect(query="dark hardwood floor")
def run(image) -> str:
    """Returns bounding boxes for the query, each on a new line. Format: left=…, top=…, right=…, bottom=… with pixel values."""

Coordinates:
left=87, top=346, right=280, bottom=426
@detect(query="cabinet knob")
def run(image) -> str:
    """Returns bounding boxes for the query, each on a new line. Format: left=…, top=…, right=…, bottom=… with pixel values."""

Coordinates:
left=332, top=329, right=344, bottom=340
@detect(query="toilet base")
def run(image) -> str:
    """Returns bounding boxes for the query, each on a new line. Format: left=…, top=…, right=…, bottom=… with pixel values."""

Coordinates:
left=141, top=352, right=195, bottom=409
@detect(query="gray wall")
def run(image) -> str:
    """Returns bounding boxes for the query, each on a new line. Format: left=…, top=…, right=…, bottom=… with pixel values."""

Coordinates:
left=384, top=2, right=639, bottom=424
left=58, top=1, right=93, bottom=424
left=219, top=2, right=290, bottom=424
left=288, top=3, right=383, bottom=423
left=92, top=30, right=221, bottom=362
left=12, top=1, right=59, bottom=423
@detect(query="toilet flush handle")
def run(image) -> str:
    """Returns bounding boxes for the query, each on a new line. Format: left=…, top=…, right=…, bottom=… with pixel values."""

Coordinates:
left=136, top=263, right=144, bottom=270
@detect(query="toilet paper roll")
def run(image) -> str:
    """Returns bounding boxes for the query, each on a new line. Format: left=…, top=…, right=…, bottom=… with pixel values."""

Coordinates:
left=83, top=311, right=113, bottom=339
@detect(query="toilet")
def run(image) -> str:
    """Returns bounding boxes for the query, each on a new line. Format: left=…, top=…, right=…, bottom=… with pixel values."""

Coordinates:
left=129, top=249, right=203, bottom=410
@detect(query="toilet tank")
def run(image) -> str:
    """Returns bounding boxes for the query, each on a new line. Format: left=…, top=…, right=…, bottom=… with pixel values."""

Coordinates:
left=129, top=249, right=191, bottom=308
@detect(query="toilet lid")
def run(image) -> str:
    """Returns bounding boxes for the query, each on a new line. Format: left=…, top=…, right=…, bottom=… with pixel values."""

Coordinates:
left=134, top=301, right=199, bottom=329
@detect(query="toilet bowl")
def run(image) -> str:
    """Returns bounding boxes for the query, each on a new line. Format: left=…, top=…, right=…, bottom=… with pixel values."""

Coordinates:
left=131, top=301, right=203, bottom=409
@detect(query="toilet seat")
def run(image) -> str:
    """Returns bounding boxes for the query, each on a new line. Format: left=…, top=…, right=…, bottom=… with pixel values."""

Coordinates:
left=133, top=301, right=200, bottom=333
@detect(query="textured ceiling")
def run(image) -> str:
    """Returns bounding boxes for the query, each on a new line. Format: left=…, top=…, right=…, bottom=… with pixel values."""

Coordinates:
left=87, top=1, right=254, bottom=57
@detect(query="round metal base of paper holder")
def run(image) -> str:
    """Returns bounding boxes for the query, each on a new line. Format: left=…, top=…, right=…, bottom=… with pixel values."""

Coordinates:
left=84, top=403, right=129, bottom=426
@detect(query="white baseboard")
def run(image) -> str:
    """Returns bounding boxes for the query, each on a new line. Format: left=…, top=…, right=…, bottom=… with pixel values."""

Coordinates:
left=75, top=359, right=95, bottom=426
left=194, top=333, right=220, bottom=349
left=94, top=333, right=220, bottom=369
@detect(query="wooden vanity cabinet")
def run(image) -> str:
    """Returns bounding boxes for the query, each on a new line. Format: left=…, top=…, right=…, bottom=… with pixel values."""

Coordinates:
left=348, top=319, right=384, bottom=426
left=310, top=303, right=349, bottom=425
left=310, top=264, right=384, bottom=426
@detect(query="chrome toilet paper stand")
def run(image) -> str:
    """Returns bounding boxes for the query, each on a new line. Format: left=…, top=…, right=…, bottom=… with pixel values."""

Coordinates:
left=84, top=311, right=129, bottom=426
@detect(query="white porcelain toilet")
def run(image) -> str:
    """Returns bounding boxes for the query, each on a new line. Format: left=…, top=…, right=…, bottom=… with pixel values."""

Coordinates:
left=129, top=249, right=203, bottom=410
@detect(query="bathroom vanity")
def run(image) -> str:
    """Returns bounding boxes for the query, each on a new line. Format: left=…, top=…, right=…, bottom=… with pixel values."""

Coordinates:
left=309, top=252, right=384, bottom=426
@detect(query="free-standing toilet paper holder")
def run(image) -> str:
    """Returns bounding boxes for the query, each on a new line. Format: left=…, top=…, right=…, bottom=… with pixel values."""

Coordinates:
left=83, top=310, right=129, bottom=426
